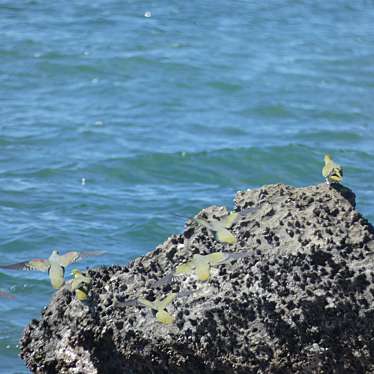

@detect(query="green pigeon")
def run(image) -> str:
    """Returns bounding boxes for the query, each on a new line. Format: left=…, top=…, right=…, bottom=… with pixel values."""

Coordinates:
left=71, top=269, right=92, bottom=301
left=322, top=154, right=343, bottom=184
left=194, top=211, right=239, bottom=244
left=138, top=292, right=177, bottom=324
left=175, top=252, right=249, bottom=281
left=0, top=250, right=104, bottom=289
left=118, top=290, right=192, bottom=325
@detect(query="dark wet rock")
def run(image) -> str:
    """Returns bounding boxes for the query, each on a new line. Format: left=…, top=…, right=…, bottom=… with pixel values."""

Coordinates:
left=20, top=183, right=374, bottom=373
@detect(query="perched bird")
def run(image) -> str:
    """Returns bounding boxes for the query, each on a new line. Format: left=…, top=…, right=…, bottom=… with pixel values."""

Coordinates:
left=176, top=251, right=251, bottom=282
left=151, top=210, right=256, bottom=289
left=322, top=154, right=343, bottom=185
left=175, top=207, right=256, bottom=246
left=193, top=211, right=239, bottom=244
left=71, top=269, right=91, bottom=301
left=0, top=250, right=104, bottom=289
left=138, top=292, right=177, bottom=324
left=152, top=251, right=251, bottom=287
left=116, top=290, right=192, bottom=325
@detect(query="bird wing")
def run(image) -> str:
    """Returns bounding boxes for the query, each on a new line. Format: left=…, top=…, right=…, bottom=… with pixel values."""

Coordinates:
left=0, top=259, right=50, bottom=272
left=72, top=277, right=85, bottom=290
left=329, top=172, right=342, bottom=182
left=214, top=227, right=237, bottom=244
left=207, top=252, right=226, bottom=265
left=58, top=252, right=81, bottom=267
left=175, top=261, right=193, bottom=275
left=195, top=260, right=211, bottom=281
left=138, top=298, right=155, bottom=310
left=207, top=251, right=251, bottom=267
left=59, top=250, right=104, bottom=267
left=79, top=250, right=106, bottom=258
left=157, top=292, right=177, bottom=310
left=322, top=163, right=330, bottom=177
left=195, top=216, right=237, bottom=244
left=328, top=165, right=343, bottom=179
left=221, top=212, right=239, bottom=228
left=155, top=310, right=175, bottom=324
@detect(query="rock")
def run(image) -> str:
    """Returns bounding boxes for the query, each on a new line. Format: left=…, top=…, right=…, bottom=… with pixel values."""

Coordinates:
left=20, top=183, right=374, bottom=373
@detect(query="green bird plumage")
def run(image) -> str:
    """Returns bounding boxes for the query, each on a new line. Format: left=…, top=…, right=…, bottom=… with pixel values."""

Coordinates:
left=138, top=292, right=177, bottom=324
left=194, top=211, right=239, bottom=244
left=153, top=250, right=251, bottom=287
left=175, top=251, right=250, bottom=281
left=118, top=291, right=193, bottom=325
left=71, top=269, right=91, bottom=301
left=322, top=154, right=343, bottom=184
left=0, top=250, right=104, bottom=289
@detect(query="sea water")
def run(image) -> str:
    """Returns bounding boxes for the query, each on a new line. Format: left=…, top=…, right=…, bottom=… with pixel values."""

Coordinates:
left=1, top=1, right=374, bottom=372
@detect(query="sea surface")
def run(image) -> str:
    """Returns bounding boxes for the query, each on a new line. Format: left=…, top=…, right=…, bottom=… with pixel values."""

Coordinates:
left=1, top=0, right=374, bottom=372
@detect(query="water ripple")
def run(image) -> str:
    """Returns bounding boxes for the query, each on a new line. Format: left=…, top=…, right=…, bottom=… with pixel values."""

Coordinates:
left=1, top=0, right=374, bottom=371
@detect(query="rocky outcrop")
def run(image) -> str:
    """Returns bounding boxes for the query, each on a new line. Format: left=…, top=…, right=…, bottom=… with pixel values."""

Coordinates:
left=20, top=183, right=374, bottom=373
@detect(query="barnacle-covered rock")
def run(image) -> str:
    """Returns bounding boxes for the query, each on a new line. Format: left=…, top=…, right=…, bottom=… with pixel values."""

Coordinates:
left=20, top=183, right=374, bottom=373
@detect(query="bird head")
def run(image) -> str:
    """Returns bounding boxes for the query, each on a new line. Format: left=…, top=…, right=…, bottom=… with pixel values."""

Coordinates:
left=52, top=249, right=60, bottom=256
left=324, top=154, right=332, bottom=162
left=71, top=269, right=81, bottom=277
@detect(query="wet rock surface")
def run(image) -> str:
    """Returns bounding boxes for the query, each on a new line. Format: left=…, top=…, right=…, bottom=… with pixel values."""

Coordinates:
left=20, top=183, right=374, bottom=373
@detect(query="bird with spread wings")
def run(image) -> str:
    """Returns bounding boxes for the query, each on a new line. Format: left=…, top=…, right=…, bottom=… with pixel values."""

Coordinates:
left=0, top=250, right=104, bottom=289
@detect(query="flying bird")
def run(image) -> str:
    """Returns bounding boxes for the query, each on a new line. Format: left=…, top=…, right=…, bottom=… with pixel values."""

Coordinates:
left=0, top=250, right=104, bottom=289
left=71, top=269, right=92, bottom=301
left=322, top=154, right=343, bottom=185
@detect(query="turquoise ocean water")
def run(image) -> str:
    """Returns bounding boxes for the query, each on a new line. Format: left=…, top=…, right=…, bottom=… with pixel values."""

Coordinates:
left=1, top=1, right=374, bottom=372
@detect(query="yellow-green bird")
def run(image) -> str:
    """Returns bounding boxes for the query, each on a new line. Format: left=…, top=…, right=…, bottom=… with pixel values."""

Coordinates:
left=194, top=211, right=239, bottom=244
left=322, top=154, right=343, bottom=184
left=0, top=250, right=104, bottom=289
left=138, top=292, right=177, bottom=324
left=116, top=290, right=193, bottom=324
left=71, top=269, right=91, bottom=301
left=175, top=251, right=250, bottom=281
